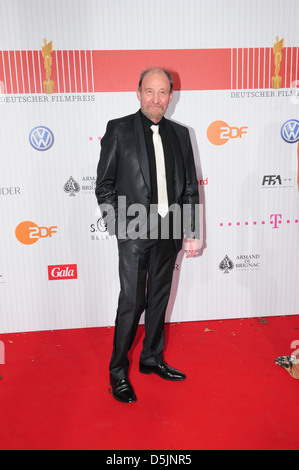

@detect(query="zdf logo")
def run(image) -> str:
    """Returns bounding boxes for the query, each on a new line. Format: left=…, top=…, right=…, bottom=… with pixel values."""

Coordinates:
left=15, top=221, right=58, bottom=245
left=207, top=120, right=248, bottom=145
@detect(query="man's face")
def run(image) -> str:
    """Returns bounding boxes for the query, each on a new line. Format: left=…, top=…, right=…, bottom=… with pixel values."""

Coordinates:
left=137, top=71, right=173, bottom=123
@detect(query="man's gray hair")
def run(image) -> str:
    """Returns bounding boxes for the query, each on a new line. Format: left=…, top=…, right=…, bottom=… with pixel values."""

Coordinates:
left=138, top=68, right=174, bottom=93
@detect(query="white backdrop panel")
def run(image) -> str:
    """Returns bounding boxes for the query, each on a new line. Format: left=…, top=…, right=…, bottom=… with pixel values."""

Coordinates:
left=0, top=0, right=298, bottom=333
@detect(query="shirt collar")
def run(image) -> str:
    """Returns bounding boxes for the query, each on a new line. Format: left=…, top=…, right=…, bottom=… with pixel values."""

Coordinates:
left=139, top=109, right=166, bottom=132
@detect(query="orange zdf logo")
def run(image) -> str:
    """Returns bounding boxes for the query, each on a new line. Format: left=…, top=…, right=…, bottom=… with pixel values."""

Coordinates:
left=207, top=120, right=248, bottom=145
left=15, top=221, right=57, bottom=245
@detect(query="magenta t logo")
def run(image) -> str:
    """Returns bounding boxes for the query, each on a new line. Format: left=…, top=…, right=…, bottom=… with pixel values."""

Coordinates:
left=270, top=214, right=282, bottom=228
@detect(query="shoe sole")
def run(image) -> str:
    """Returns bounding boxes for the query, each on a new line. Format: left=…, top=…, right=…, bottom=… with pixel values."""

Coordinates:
left=111, top=392, right=137, bottom=403
left=139, top=367, right=186, bottom=381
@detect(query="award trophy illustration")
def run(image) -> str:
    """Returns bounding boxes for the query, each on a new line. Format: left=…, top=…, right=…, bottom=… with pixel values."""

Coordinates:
left=272, top=36, right=284, bottom=89
left=42, top=38, right=54, bottom=94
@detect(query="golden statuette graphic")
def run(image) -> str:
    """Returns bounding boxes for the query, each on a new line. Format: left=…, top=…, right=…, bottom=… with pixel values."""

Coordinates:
left=272, top=36, right=284, bottom=89
left=42, top=38, right=54, bottom=94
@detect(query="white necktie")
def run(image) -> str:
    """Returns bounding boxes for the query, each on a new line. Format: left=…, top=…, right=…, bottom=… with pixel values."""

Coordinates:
left=151, top=125, right=168, bottom=217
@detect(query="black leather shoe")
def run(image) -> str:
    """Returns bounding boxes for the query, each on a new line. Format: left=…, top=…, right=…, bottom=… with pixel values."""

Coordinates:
left=139, top=361, right=186, bottom=381
left=110, top=376, right=137, bottom=403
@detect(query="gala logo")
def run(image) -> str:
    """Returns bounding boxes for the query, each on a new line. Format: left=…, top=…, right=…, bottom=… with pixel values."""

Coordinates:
left=48, top=264, right=78, bottom=281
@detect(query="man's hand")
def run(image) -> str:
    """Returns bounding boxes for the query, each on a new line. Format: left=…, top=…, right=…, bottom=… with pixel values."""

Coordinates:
left=185, top=238, right=201, bottom=258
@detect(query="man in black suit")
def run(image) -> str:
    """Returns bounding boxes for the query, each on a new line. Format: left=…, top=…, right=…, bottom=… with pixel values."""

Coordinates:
left=96, top=68, right=200, bottom=403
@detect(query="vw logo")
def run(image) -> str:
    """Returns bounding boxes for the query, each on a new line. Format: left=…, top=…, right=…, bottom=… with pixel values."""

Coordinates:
left=29, top=126, right=54, bottom=151
left=281, top=119, right=299, bottom=143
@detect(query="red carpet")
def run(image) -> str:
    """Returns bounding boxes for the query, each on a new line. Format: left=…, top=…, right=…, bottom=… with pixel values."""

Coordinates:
left=0, top=315, right=299, bottom=450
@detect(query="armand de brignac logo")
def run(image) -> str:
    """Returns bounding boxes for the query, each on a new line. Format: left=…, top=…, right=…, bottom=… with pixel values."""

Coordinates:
left=219, top=255, right=234, bottom=274
left=64, top=176, right=81, bottom=196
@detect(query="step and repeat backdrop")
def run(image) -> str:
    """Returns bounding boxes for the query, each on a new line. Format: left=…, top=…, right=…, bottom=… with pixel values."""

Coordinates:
left=0, top=0, right=299, bottom=333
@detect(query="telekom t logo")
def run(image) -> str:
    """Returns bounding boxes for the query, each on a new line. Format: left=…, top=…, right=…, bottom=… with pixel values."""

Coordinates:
left=270, top=214, right=282, bottom=228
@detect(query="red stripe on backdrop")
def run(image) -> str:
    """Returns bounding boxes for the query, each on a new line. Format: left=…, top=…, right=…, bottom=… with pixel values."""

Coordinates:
left=295, top=47, right=299, bottom=85
left=0, top=51, right=6, bottom=93
left=92, top=49, right=232, bottom=91
left=27, top=51, right=35, bottom=93
left=243, top=48, right=248, bottom=89
left=259, top=48, right=264, bottom=89
left=248, top=48, right=254, bottom=89
left=285, top=46, right=298, bottom=88
left=73, top=51, right=80, bottom=93
left=287, top=47, right=294, bottom=88
left=261, top=48, right=268, bottom=88
left=14, top=51, right=22, bottom=93
left=290, top=47, right=298, bottom=86
left=23, top=51, right=32, bottom=93
left=79, top=50, right=88, bottom=93
left=75, top=51, right=84, bottom=92
left=2, top=51, right=11, bottom=93
left=55, top=50, right=64, bottom=93
left=80, top=51, right=91, bottom=93
left=67, top=51, right=76, bottom=93
left=62, top=51, right=71, bottom=93
left=231, top=48, right=237, bottom=89
left=264, top=48, right=270, bottom=89
left=268, top=47, right=272, bottom=88
left=86, top=50, right=94, bottom=92
left=254, top=47, right=259, bottom=89
left=1, top=47, right=298, bottom=94
left=285, top=47, right=292, bottom=88
left=8, top=51, right=18, bottom=93
left=237, top=49, right=243, bottom=89
left=20, top=52, right=28, bottom=93
left=52, top=51, right=59, bottom=93
left=58, top=51, right=66, bottom=93
left=230, top=46, right=296, bottom=90
left=32, top=50, right=42, bottom=93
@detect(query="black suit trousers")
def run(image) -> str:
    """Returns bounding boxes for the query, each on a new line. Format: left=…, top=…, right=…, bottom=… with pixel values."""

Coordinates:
left=109, top=236, right=177, bottom=380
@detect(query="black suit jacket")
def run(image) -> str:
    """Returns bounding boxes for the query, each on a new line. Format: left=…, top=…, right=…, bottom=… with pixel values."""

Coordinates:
left=95, top=110, right=199, bottom=252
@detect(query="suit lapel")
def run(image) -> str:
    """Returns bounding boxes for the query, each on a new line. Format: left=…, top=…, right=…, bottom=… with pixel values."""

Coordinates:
left=165, top=119, right=185, bottom=200
left=133, top=111, right=151, bottom=194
